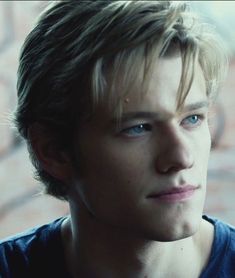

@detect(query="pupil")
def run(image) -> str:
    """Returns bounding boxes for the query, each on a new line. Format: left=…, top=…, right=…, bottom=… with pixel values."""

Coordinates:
left=135, top=125, right=144, bottom=132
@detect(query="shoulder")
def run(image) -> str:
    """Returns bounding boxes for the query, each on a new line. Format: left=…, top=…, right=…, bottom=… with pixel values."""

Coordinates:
left=201, top=215, right=235, bottom=278
left=204, top=215, right=235, bottom=253
left=0, top=216, right=68, bottom=278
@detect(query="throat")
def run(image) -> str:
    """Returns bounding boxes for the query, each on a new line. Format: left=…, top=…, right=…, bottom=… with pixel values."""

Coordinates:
left=61, top=216, right=213, bottom=278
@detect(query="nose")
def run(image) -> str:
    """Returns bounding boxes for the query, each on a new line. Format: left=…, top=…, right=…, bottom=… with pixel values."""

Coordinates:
left=155, top=128, right=194, bottom=174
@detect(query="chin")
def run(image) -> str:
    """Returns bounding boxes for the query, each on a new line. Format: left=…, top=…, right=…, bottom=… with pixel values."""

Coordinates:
left=139, top=212, right=202, bottom=242
left=165, top=219, right=201, bottom=242
left=156, top=226, right=197, bottom=242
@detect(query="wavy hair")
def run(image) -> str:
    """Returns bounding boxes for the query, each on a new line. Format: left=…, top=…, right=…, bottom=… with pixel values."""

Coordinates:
left=15, top=0, right=227, bottom=200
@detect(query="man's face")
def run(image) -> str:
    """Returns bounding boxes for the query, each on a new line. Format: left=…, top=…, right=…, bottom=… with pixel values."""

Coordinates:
left=70, top=56, right=211, bottom=241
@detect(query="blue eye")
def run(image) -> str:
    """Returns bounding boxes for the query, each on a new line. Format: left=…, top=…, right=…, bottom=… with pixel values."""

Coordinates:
left=182, top=115, right=202, bottom=127
left=122, top=124, right=152, bottom=136
left=187, top=115, right=199, bottom=124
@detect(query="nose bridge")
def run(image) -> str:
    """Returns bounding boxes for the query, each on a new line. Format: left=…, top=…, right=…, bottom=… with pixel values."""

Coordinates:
left=169, top=126, right=189, bottom=151
left=155, top=125, right=194, bottom=173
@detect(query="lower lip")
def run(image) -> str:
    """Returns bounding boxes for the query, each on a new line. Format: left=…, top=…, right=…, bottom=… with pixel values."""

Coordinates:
left=149, top=189, right=196, bottom=203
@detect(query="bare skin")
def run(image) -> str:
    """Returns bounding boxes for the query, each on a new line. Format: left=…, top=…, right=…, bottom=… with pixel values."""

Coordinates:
left=61, top=211, right=214, bottom=278
left=57, top=56, right=214, bottom=277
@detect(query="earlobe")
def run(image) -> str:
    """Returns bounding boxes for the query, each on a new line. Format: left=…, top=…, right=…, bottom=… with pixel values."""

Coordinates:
left=28, top=123, right=74, bottom=183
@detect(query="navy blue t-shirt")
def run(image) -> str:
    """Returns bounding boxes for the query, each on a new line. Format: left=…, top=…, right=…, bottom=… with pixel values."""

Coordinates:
left=0, top=215, right=235, bottom=278
left=0, top=217, right=71, bottom=278
left=200, top=215, right=235, bottom=278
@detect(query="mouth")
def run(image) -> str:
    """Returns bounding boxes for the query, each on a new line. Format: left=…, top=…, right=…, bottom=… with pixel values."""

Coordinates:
left=147, top=185, right=198, bottom=203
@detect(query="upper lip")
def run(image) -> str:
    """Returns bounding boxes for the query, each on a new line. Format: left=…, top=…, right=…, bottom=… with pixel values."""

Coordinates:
left=147, top=185, right=198, bottom=198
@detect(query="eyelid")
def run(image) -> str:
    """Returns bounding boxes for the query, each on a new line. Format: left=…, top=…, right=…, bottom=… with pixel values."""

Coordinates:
left=122, top=122, right=152, bottom=131
left=181, top=107, right=208, bottom=119
left=180, top=106, right=208, bottom=116
left=118, top=118, right=153, bottom=129
left=119, top=122, right=153, bottom=137
left=180, top=113, right=206, bottom=128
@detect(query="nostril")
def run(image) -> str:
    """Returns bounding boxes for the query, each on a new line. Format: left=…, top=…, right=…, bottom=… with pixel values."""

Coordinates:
left=155, top=147, right=194, bottom=174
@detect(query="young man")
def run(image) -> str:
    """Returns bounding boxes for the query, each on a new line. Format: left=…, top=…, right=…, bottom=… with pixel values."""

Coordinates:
left=0, top=1, right=234, bottom=277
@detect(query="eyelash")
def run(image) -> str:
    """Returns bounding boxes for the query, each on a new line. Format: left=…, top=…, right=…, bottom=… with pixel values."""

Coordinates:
left=121, top=123, right=152, bottom=137
left=120, top=114, right=205, bottom=137
left=181, top=114, right=205, bottom=128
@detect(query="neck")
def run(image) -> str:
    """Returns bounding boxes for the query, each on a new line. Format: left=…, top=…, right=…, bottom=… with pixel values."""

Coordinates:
left=61, top=206, right=214, bottom=278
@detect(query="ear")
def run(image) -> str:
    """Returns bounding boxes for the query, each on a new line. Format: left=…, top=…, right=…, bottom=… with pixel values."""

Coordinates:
left=28, top=123, right=74, bottom=183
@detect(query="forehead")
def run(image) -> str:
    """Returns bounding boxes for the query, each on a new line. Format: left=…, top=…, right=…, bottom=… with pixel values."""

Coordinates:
left=103, top=56, right=207, bottom=120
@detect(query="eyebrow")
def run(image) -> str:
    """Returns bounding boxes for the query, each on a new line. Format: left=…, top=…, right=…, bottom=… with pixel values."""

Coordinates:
left=116, top=112, right=162, bottom=122
left=112, top=100, right=209, bottom=123
left=181, top=101, right=209, bottom=113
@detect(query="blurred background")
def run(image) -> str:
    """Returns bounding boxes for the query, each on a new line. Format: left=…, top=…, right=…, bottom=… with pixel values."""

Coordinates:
left=0, top=1, right=235, bottom=239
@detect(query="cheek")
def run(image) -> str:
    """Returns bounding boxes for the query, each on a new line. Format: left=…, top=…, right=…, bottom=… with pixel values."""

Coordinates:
left=71, top=143, right=147, bottom=222
left=83, top=136, right=146, bottom=175
left=76, top=140, right=147, bottom=198
left=195, top=126, right=211, bottom=175
left=202, top=126, right=212, bottom=157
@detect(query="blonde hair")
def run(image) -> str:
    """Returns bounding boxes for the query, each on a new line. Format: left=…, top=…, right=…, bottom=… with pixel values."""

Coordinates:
left=89, top=1, right=227, bottom=116
left=15, top=0, right=227, bottom=199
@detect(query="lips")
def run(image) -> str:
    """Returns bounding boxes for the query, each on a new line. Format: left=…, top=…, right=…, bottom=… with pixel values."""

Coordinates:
left=147, top=185, right=198, bottom=202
